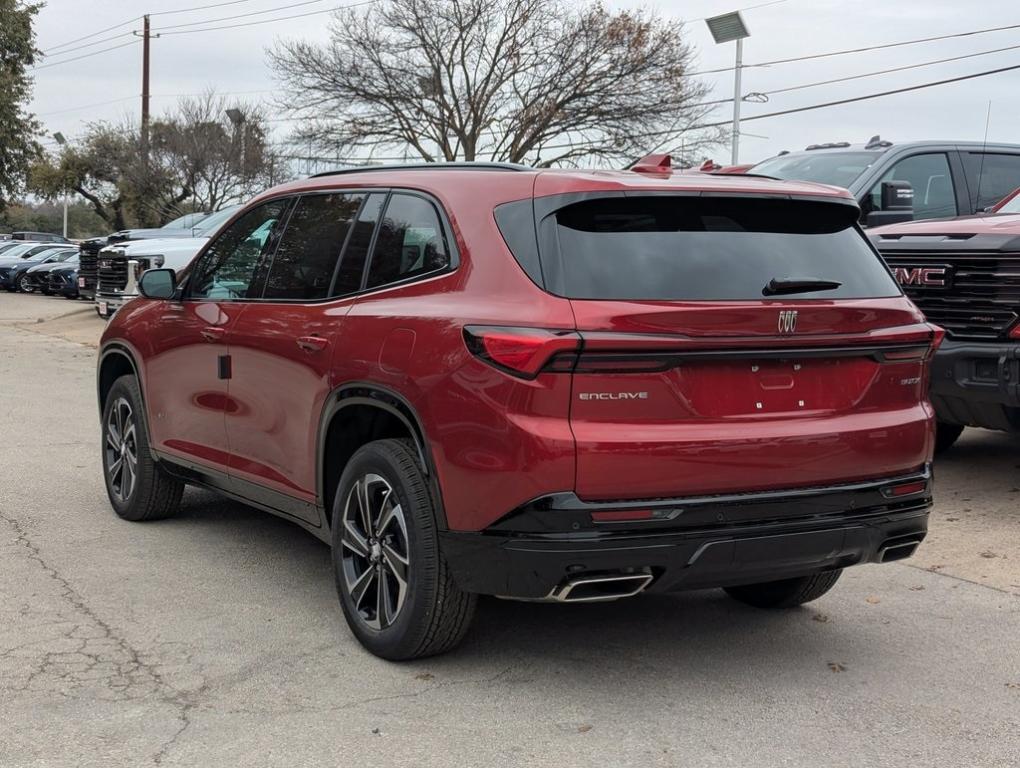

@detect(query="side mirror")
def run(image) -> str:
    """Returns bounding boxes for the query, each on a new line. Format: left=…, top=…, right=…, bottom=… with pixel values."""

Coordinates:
left=866, top=180, right=914, bottom=227
left=138, top=268, right=177, bottom=299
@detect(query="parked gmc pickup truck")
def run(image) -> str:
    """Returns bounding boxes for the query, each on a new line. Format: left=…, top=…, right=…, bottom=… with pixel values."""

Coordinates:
left=94, top=205, right=241, bottom=317
left=870, top=210, right=1020, bottom=451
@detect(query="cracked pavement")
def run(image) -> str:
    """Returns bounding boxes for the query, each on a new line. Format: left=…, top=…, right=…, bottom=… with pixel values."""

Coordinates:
left=1, top=294, right=1018, bottom=767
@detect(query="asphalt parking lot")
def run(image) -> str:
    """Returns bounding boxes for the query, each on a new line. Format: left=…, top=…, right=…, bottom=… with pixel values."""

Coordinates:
left=1, top=294, right=1018, bottom=767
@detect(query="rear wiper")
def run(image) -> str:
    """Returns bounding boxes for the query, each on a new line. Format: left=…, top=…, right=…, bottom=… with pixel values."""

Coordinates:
left=762, top=277, right=843, bottom=296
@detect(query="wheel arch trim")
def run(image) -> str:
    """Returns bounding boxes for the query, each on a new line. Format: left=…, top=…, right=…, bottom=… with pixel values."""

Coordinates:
left=97, top=342, right=155, bottom=453
left=315, top=382, right=448, bottom=531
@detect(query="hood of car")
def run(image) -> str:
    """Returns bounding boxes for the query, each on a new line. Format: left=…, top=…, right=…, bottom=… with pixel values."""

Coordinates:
left=109, top=228, right=202, bottom=242
left=116, top=236, right=209, bottom=256
left=870, top=212, right=1020, bottom=237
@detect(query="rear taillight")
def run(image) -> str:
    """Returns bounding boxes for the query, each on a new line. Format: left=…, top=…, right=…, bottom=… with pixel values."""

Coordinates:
left=463, top=326, right=580, bottom=378
left=1009, top=323, right=1020, bottom=340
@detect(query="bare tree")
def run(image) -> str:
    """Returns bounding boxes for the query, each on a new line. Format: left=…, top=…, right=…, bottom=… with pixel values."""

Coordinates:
left=269, top=0, right=722, bottom=167
left=31, top=91, right=288, bottom=229
left=153, top=91, right=283, bottom=212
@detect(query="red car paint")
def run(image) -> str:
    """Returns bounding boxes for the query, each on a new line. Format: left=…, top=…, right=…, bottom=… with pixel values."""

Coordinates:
left=100, top=164, right=936, bottom=538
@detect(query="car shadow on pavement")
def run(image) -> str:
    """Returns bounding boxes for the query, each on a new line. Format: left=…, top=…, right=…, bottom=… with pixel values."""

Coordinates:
left=171, top=487, right=875, bottom=678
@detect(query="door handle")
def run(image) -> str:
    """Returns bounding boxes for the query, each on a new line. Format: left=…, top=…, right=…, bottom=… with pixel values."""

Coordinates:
left=297, top=335, right=329, bottom=353
left=201, top=326, right=227, bottom=342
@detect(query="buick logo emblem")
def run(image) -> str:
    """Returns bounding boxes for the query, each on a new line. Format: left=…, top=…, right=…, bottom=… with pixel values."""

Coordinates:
left=778, top=310, right=798, bottom=334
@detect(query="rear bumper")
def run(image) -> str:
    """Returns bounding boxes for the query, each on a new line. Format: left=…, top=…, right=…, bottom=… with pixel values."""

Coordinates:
left=440, top=469, right=932, bottom=599
left=930, top=339, right=1020, bottom=430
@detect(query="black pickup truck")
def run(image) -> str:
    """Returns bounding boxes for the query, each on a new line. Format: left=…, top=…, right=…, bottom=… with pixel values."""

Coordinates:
left=870, top=211, right=1020, bottom=452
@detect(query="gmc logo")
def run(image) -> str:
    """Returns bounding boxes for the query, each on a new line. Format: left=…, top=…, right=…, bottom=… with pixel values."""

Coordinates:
left=893, top=266, right=952, bottom=289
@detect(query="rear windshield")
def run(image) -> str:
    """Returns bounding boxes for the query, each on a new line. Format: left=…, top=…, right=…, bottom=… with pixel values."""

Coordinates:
left=545, top=196, right=900, bottom=301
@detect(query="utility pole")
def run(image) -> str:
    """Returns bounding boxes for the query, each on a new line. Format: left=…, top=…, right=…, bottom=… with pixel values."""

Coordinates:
left=142, top=14, right=151, bottom=164
left=133, top=16, right=157, bottom=166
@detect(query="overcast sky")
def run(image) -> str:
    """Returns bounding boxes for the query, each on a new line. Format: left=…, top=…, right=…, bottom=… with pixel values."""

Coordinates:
left=28, top=0, right=1020, bottom=166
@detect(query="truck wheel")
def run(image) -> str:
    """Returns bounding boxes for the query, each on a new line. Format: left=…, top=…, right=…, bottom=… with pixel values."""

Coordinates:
left=101, top=375, right=184, bottom=522
left=331, top=438, right=476, bottom=660
left=934, top=422, right=964, bottom=455
left=724, top=570, right=842, bottom=609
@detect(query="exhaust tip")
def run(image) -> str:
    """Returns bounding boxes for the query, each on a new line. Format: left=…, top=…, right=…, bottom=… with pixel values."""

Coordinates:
left=551, top=572, right=654, bottom=603
left=879, top=539, right=921, bottom=563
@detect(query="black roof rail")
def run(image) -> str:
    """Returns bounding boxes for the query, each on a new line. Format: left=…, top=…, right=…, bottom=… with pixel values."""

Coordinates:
left=309, top=161, right=532, bottom=178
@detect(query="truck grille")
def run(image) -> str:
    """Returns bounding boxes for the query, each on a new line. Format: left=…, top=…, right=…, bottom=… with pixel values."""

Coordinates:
left=78, top=240, right=105, bottom=291
left=880, top=252, right=1020, bottom=340
left=98, top=251, right=128, bottom=291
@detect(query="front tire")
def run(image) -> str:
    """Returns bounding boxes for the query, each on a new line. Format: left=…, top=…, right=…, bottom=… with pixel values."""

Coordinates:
left=101, top=375, right=184, bottom=522
left=331, top=439, right=476, bottom=660
left=724, top=570, right=842, bottom=609
left=17, top=274, right=33, bottom=293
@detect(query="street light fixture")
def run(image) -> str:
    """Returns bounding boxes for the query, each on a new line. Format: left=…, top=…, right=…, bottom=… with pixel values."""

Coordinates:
left=53, top=132, right=69, bottom=239
left=705, top=10, right=751, bottom=165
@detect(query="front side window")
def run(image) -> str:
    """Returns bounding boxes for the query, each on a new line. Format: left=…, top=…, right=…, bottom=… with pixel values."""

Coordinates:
left=263, top=193, right=364, bottom=301
left=365, top=194, right=449, bottom=290
left=188, top=199, right=289, bottom=300
left=865, top=153, right=957, bottom=220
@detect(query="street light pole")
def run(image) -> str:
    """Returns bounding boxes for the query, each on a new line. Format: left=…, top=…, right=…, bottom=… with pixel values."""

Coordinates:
left=705, top=11, right=751, bottom=166
left=732, top=37, right=743, bottom=166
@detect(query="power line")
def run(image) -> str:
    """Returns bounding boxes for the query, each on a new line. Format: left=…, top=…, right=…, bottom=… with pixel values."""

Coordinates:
left=42, top=15, right=141, bottom=54
left=156, top=0, right=380, bottom=35
left=156, top=0, right=331, bottom=32
left=690, top=20, right=1020, bottom=76
left=31, top=40, right=141, bottom=72
left=693, top=40, right=1020, bottom=107
left=693, top=62, right=1020, bottom=129
left=37, top=95, right=140, bottom=117
left=150, top=0, right=262, bottom=16
left=40, top=32, right=135, bottom=58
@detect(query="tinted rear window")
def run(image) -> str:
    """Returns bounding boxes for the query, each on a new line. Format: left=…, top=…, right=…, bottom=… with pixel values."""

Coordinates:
left=546, top=196, right=900, bottom=301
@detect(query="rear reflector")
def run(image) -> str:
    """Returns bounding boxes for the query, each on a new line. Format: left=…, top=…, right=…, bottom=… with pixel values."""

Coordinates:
left=591, top=509, right=657, bottom=523
left=881, top=480, right=928, bottom=498
left=463, top=326, right=580, bottom=378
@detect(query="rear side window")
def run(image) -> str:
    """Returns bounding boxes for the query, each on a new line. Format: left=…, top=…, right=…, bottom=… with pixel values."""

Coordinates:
left=544, top=196, right=899, bottom=301
left=961, top=152, right=1020, bottom=212
left=263, top=192, right=363, bottom=301
left=365, top=194, right=449, bottom=289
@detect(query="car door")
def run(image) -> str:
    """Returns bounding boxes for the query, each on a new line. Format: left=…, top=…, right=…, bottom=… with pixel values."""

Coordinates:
left=861, top=152, right=959, bottom=222
left=144, top=198, right=290, bottom=475
left=225, top=190, right=377, bottom=522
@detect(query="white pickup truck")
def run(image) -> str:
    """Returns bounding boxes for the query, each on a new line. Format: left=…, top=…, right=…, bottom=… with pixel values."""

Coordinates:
left=94, top=205, right=241, bottom=318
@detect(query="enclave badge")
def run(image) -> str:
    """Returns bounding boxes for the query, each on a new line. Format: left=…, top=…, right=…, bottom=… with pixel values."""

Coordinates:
left=778, top=310, right=798, bottom=334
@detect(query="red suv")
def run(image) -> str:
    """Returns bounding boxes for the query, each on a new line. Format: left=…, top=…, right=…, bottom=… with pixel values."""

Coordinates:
left=97, top=161, right=939, bottom=659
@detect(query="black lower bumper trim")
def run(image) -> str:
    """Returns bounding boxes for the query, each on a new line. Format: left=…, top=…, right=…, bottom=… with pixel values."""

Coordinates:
left=930, top=339, right=1020, bottom=430
left=441, top=473, right=932, bottom=598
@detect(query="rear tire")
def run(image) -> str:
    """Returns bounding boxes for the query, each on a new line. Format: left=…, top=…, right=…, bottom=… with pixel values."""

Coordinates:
left=331, top=438, right=476, bottom=660
left=934, top=422, right=964, bottom=455
left=724, top=569, right=842, bottom=609
left=101, top=375, right=184, bottom=522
